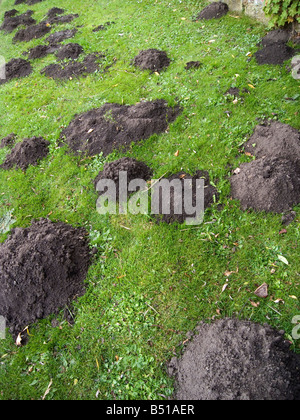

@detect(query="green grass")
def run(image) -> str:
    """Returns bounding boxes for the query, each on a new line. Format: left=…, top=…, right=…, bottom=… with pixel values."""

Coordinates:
left=0, top=0, right=299, bottom=400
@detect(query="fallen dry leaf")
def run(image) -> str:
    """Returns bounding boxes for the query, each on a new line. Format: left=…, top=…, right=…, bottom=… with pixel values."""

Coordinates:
left=42, top=379, right=53, bottom=400
left=254, top=283, right=268, bottom=298
left=250, top=300, right=260, bottom=308
left=221, top=283, right=229, bottom=293
left=174, top=150, right=180, bottom=157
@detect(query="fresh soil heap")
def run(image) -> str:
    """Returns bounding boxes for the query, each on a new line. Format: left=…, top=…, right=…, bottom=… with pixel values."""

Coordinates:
left=133, top=49, right=171, bottom=72
left=230, top=157, right=300, bottom=213
left=24, top=43, right=59, bottom=59
left=154, top=171, right=218, bottom=224
left=255, top=29, right=295, bottom=65
left=94, top=157, right=153, bottom=200
left=12, top=8, right=79, bottom=43
left=255, top=44, right=295, bottom=65
left=0, top=10, right=35, bottom=33
left=56, top=43, right=84, bottom=60
left=185, top=61, right=202, bottom=70
left=60, top=100, right=181, bottom=157
left=231, top=121, right=300, bottom=213
left=46, top=28, right=78, bottom=44
left=261, top=29, right=291, bottom=46
left=168, top=318, right=300, bottom=400
left=0, top=133, right=16, bottom=148
left=244, top=121, right=300, bottom=162
left=196, top=2, right=229, bottom=20
left=0, top=219, right=91, bottom=340
left=0, top=58, right=32, bottom=84
left=13, top=21, right=52, bottom=42
left=0, top=137, right=49, bottom=170
left=41, top=52, right=104, bottom=80
left=93, top=21, right=115, bottom=32
left=15, top=0, right=47, bottom=5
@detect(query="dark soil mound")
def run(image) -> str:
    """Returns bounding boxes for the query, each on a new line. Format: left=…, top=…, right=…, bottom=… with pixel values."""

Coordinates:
left=41, top=52, right=104, bottom=80
left=0, top=58, right=32, bottom=84
left=0, top=218, right=91, bottom=340
left=13, top=21, right=52, bottom=42
left=0, top=10, right=35, bottom=33
left=56, top=43, right=84, bottom=60
left=4, top=9, right=19, bottom=18
left=255, top=43, right=295, bottom=65
left=225, top=87, right=241, bottom=98
left=44, top=13, right=79, bottom=25
left=94, top=157, right=153, bottom=200
left=60, top=100, right=181, bottom=157
left=0, top=137, right=50, bottom=171
left=46, top=7, right=65, bottom=19
left=0, top=133, right=16, bottom=149
left=185, top=61, right=202, bottom=70
left=46, top=28, right=78, bottom=44
left=93, top=21, right=115, bottom=32
left=196, top=2, right=229, bottom=20
left=133, top=49, right=171, bottom=72
left=244, top=121, right=300, bottom=163
left=168, top=318, right=300, bottom=400
left=261, top=29, right=291, bottom=47
left=154, top=171, right=218, bottom=224
left=14, top=0, right=46, bottom=4
left=24, top=43, right=59, bottom=59
left=230, top=157, right=300, bottom=213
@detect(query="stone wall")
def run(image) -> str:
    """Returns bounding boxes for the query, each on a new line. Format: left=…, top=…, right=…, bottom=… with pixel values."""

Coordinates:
left=208, top=0, right=300, bottom=30
left=209, top=0, right=268, bottom=24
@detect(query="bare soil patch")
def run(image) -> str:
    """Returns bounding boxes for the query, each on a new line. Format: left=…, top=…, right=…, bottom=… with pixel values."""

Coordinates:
left=168, top=318, right=300, bottom=400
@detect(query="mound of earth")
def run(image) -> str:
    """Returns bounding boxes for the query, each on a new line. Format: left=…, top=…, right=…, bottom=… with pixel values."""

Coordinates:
left=3, top=9, right=19, bottom=18
left=13, top=21, right=52, bottom=42
left=133, top=49, right=171, bottom=72
left=230, top=157, right=300, bottom=213
left=56, top=43, right=84, bottom=60
left=93, top=21, right=115, bottom=32
left=255, top=43, right=295, bottom=65
left=46, top=7, right=65, bottom=19
left=41, top=52, right=104, bottom=80
left=24, top=43, right=59, bottom=59
left=154, top=171, right=218, bottom=224
left=94, top=157, right=153, bottom=200
left=0, top=9, right=35, bottom=33
left=46, top=28, right=78, bottom=44
left=60, top=100, right=181, bottom=157
left=185, top=61, right=202, bottom=70
left=244, top=121, right=300, bottom=163
left=0, top=218, right=91, bottom=340
left=196, top=2, right=229, bottom=20
left=0, top=137, right=50, bottom=171
left=261, top=29, right=291, bottom=47
left=0, top=133, right=16, bottom=149
left=168, top=318, right=300, bottom=400
left=0, top=58, right=32, bottom=84
left=43, top=11, right=79, bottom=25
left=14, top=0, right=46, bottom=5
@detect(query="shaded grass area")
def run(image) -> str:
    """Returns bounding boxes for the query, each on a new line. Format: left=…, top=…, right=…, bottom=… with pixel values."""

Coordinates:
left=0, top=0, right=299, bottom=400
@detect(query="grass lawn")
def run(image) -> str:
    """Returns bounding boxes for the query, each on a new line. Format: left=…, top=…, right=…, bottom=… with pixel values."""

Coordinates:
left=0, top=0, right=299, bottom=400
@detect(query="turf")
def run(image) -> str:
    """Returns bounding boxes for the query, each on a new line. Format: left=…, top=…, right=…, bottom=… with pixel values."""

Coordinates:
left=0, top=0, right=299, bottom=400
